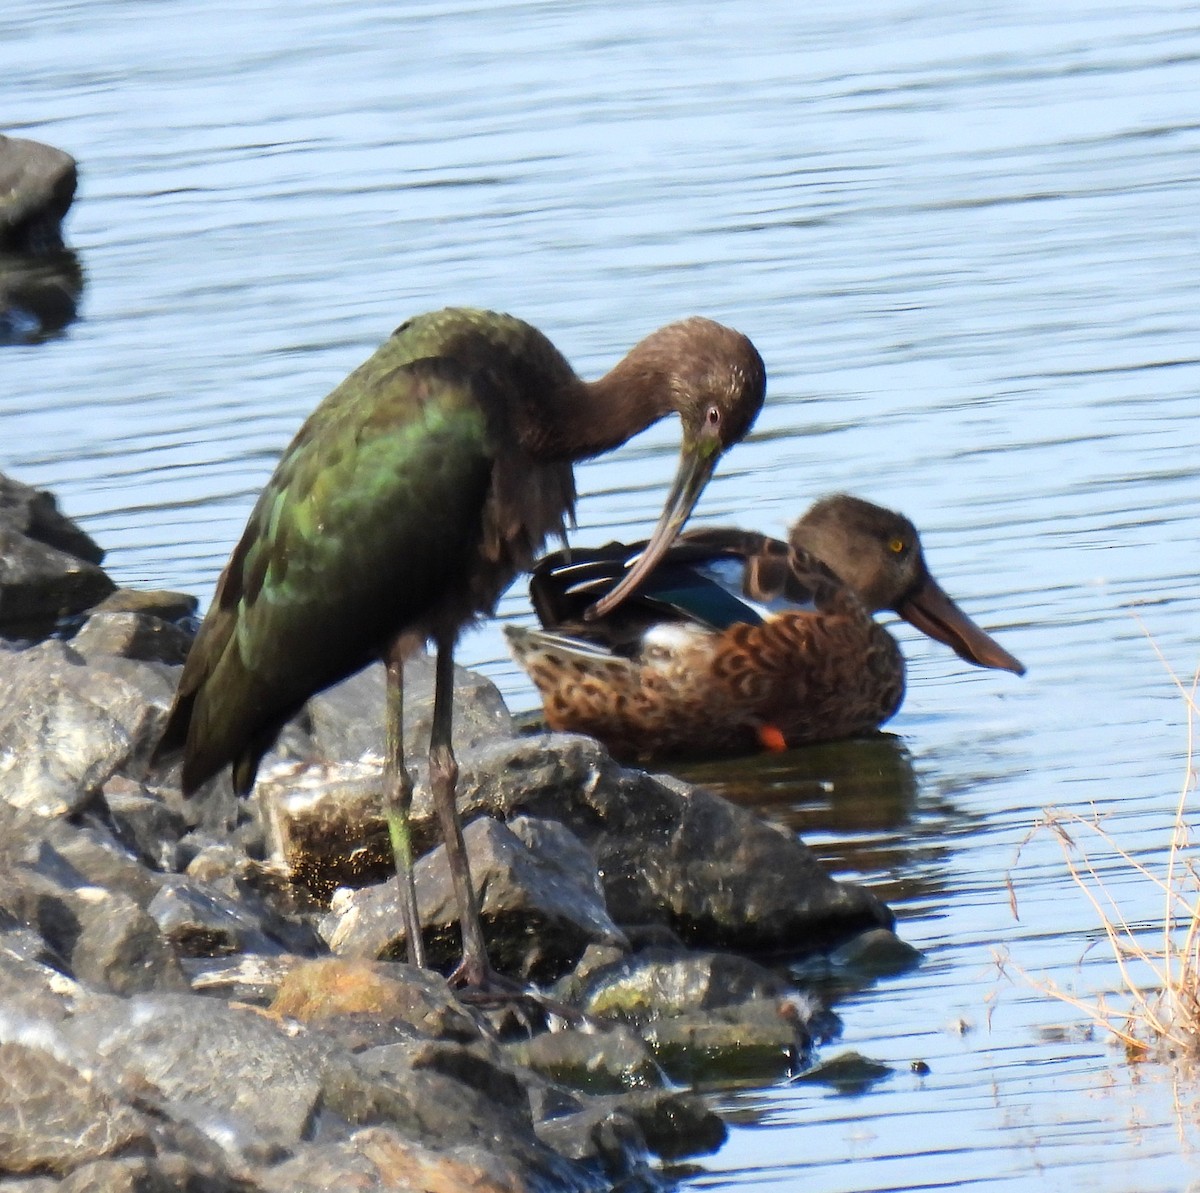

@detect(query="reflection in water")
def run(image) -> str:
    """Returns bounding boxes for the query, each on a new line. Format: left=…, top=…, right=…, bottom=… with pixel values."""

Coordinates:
left=678, top=733, right=919, bottom=833
left=0, top=249, right=84, bottom=344
left=678, top=734, right=944, bottom=903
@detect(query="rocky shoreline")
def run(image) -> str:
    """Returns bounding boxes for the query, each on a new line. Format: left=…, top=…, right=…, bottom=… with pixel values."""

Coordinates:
left=0, top=471, right=910, bottom=1191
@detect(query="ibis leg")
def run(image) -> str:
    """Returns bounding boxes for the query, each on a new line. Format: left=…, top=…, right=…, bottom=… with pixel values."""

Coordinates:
left=383, top=638, right=426, bottom=970
left=428, top=637, right=490, bottom=987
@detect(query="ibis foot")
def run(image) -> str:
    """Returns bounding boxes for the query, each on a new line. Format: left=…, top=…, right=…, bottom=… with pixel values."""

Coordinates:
left=450, top=959, right=593, bottom=1031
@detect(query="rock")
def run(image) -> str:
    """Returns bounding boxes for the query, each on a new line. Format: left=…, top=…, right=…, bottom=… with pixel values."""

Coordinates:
left=0, top=855, right=85, bottom=979
left=252, top=1127, right=568, bottom=1193
left=349, top=1043, right=598, bottom=1189
left=568, top=949, right=812, bottom=1084
left=56, top=1156, right=197, bottom=1193
left=69, top=887, right=186, bottom=995
left=269, top=957, right=481, bottom=1043
left=0, top=529, right=114, bottom=635
left=0, top=1041, right=153, bottom=1176
left=442, top=733, right=893, bottom=955
left=38, top=816, right=166, bottom=908
left=100, top=776, right=188, bottom=871
left=826, top=925, right=923, bottom=978
left=71, top=610, right=195, bottom=665
left=0, top=642, right=176, bottom=816
left=0, top=136, right=77, bottom=253
left=0, top=948, right=84, bottom=1025
left=793, top=1049, right=894, bottom=1094
left=640, top=1004, right=808, bottom=1084
left=0, top=472, right=102, bottom=564
left=321, top=814, right=627, bottom=980
left=62, top=585, right=198, bottom=666
left=306, top=654, right=515, bottom=763
left=259, top=757, right=396, bottom=899
left=574, top=948, right=787, bottom=1022
left=61, top=993, right=332, bottom=1148
left=0, top=473, right=112, bottom=631
left=92, top=587, right=199, bottom=622
left=183, top=953, right=304, bottom=1005
left=595, top=1088, right=726, bottom=1162
left=531, top=1101, right=648, bottom=1174
left=506, top=1025, right=662, bottom=1093
left=146, top=876, right=283, bottom=957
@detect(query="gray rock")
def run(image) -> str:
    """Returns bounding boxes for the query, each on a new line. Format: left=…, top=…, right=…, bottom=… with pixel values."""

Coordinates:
left=71, top=610, right=195, bottom=665
left=70, top=887, right=186, bottom=995
left=39, top=816, right=166, bottom=908
left=0, top=136, right=77, bottom=253
left=0, top=247, right=84, bottom=345
left=258, top=757, right=397, bottom=899
left=56, top=1155, right=201, bottom=1193
left=640, top=1003, right=810, bottom=1084
left=184, top=952, right=305, bottom=1005
left=0, top=1041, right=153, bottom=1176
left=322, top=814, right=626, bottom=980
left=506, top=1025, right=663, bottom=1093
left=825, top=924, right=923, bottom=978
left=146, top=876, right=282, bottom=958
left=347, top=1041, right=598, bottom=1188
left=0, top=472, right=102, bottom=564
left=530, top=1101, right=647, bottom=1173
left=441, top=733, right=893, bottom=955
left=584, top=1088, right=727, bottom=1162
left=0, top=472, right=112, bottom=631
left=61, top=993, right=332, bottom=1148
left=793, top=1049, right=894, bottom=1094
left=0, top=948, right=85, bottom=1025
left=0, top=528, right=114, bottom=634
left=250, top=1126, right=588, bottom=1193
left=0, top=862, right=84, bottom=980
left=0, top=642, right=176, bottom=816
left=575, top=948, right=788, bottom=1023
left=306, top=654, right=515, bottom=763
left=92, top=587, right=199, bottom=622
left=567, top=948, right=812, bottom=1084
left=100, top=776, right=188, bottom=871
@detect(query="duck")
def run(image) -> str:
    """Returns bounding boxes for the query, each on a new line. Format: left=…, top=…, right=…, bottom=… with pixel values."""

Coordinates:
left=505, top=493, right=1024, bottom=760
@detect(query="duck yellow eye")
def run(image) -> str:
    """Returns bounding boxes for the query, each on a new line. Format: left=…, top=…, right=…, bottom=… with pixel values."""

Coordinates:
left=889, top=537, right=906, bottom=554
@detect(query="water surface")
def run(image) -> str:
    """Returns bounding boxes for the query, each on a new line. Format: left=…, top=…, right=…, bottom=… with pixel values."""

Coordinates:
left=5, top=1, right=1200, bottom=1188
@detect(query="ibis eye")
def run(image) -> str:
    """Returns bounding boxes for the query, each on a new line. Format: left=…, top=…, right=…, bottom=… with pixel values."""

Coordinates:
left=705, top=405, right=721, bottom=428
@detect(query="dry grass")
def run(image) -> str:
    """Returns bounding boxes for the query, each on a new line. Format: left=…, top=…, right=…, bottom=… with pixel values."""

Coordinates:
left=1007, top=644, right=1200, bottom=1061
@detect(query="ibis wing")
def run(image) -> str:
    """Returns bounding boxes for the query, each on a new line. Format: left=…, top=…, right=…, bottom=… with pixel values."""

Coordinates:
left=164, top=355, right=553, bottom=794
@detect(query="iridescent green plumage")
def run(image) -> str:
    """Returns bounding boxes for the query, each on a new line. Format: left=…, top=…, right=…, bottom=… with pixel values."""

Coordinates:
left=157, top=306, right=766, bottom=986
left=162, top=311, right=578, bottom=793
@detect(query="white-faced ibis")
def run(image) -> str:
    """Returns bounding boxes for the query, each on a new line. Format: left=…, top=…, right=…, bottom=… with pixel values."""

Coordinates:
left=155, top=306, right=766, bottom=987
left=506, top=493, right=1025, bottom=761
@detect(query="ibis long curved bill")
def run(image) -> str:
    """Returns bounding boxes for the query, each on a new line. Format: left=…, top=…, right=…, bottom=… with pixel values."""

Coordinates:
left=584, top=428, right=720, bottom=621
